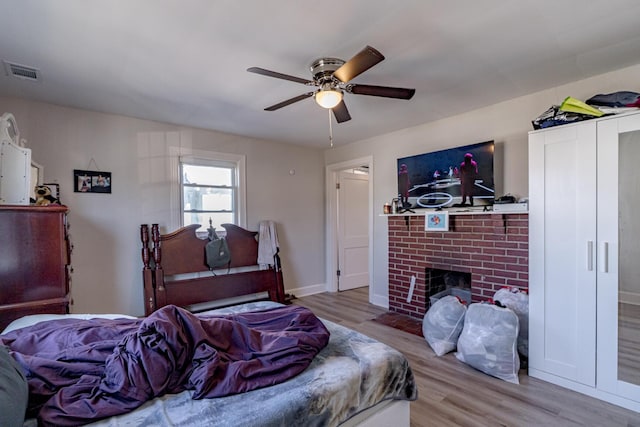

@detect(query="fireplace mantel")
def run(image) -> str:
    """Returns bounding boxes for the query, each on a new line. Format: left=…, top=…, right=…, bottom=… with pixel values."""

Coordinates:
left=381, top=208, right=528, bottom=217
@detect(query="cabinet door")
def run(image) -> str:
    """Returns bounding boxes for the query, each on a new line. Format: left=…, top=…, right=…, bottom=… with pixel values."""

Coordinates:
left=597, top=113, right=640, bottom=404
left=529, top=121, right=597, bottom=386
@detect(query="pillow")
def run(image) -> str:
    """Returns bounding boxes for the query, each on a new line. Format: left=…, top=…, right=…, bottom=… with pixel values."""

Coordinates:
left=2, top=313, right=137, bottom=335
left=0, top=345, right=28, bottom=427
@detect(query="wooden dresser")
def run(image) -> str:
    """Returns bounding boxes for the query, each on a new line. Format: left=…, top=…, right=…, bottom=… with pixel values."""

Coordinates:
left=0, top=205, right=71, bottom=330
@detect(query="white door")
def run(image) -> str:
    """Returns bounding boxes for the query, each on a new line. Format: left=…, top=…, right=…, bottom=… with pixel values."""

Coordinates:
left=337, top=170, right=369, bottom=291
left=528, top=121, right=597, bottom=386
left=597, top=112, right=640, bottom=405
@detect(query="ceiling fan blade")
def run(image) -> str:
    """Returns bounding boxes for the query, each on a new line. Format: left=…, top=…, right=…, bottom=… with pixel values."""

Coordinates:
left=347, top=84, right=415, bottom=100
left=332, top=100, right=351, bottom=123
left=264, top=92, right=314, bottom=111
left=247, top=67, right=314, bottom=85
left=332, top=46, right=385, bottom=83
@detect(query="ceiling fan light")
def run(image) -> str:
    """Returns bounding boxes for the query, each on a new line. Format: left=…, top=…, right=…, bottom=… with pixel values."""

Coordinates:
left=315, top=89, right=343, bottom=109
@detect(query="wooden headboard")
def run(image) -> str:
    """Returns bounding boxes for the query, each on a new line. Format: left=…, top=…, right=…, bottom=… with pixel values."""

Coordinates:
left=140, top=223, right=284, bottom=316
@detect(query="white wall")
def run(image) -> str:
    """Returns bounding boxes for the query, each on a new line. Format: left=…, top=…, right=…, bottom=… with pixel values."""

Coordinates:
left=324, top=63, right=640, bottom=307
left=4, top=63, right=639, bottom=315
left=0, top=97, right=326, bottom=316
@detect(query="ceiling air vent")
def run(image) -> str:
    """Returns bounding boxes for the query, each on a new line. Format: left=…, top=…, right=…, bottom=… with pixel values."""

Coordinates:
left=3, top=61, right=40, bottom=81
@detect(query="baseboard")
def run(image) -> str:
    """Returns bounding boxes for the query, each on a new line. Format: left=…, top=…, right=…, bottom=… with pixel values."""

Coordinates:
left=529, top=368, right=640, bottom=413
left=370, top=293, right=389, bottom=309
left=288, top=283, right=327, bottom=298
left=287, top=284, right=390, bottom=311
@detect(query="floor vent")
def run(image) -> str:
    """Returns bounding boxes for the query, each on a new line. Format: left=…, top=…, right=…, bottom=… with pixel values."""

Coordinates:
left=3, top=61, right=40, bottom=81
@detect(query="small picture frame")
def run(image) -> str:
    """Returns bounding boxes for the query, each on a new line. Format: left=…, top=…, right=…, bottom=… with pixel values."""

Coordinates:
left=74, top=169, right=112, bottom=194
left=425, top=211, right=449, bottom=231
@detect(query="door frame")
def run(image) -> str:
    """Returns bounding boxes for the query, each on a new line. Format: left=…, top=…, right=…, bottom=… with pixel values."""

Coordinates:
left=325, top=156, right=374, bottom=298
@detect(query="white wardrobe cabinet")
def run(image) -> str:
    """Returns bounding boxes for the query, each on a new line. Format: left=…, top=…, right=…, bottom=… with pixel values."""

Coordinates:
left=529, top=111, right=640, bottom=412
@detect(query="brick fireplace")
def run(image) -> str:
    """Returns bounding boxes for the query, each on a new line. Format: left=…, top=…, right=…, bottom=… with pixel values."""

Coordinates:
left=388, top=213, right=528, bottom=319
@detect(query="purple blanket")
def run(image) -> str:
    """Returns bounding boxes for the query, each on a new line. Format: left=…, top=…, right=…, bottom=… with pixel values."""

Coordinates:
left=1, top=304, right=329, bottom=426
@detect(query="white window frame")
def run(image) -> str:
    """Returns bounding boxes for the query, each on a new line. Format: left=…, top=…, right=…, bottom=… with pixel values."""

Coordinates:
left=170, top=148, right=246, bottom=232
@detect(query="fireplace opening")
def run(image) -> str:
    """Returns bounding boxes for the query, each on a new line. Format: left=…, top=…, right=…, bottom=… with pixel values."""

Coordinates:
left=426, top=268, right=471, bottom=308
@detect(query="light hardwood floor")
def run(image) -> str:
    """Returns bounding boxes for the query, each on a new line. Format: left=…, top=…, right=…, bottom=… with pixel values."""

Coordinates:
left=294, top=288, right=640, bottom=427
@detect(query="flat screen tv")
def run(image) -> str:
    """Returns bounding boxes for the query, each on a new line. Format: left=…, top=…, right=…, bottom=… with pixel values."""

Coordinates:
left=397, top=140, right=495, bottom=209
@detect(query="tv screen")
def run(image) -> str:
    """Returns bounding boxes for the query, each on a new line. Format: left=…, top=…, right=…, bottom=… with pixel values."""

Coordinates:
left=397, top=140, right=495, bottom=209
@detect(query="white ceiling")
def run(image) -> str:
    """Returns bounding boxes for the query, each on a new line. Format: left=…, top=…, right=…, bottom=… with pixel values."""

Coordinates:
left=2, top=0, right=640, bottom=148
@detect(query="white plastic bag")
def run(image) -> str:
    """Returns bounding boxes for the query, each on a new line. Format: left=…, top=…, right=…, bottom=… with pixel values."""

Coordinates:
left=455, top=303, right=520, bottom=384
left=422, top=295, right=467, bottom=356
left=493, top=287, right=529, bottom=357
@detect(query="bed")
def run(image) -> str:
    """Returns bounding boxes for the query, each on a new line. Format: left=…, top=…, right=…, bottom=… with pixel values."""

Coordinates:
left=0, top=223, right=417, bottom=426
left=140, top=222, right=286, bottom=315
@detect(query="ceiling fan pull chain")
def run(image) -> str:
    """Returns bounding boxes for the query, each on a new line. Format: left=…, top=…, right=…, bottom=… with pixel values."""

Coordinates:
left=329, top=109, right=333, bottom=147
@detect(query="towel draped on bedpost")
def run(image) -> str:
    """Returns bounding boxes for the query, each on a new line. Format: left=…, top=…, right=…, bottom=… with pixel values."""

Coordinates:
left=257, top=220, right=280, bottom=269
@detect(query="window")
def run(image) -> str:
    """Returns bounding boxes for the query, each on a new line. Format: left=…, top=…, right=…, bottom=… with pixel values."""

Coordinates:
left=179, top=153, right=245, bottom=233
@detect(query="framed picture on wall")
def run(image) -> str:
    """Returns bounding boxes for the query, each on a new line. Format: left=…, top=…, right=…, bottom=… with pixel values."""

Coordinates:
left=425, top=211, right=449, bottom=231
left=74, top=169, right=112, bottom=194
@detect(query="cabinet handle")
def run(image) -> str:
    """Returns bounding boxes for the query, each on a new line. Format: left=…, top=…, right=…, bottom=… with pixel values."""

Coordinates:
left=601, top=242, right=609, bottom=273
left=587, top=241, right=593, bottom=271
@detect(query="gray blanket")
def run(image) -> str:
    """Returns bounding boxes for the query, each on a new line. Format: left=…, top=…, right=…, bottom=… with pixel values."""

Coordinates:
left=15, top=301, right=416, bottom=427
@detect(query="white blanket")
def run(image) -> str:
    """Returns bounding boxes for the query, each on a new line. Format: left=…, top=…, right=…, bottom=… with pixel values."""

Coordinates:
left=257, top=220, right=279, bottom=268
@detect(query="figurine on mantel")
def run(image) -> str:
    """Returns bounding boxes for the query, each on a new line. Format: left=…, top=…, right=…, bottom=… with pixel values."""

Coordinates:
left=398, top=163, right=411, bottom=208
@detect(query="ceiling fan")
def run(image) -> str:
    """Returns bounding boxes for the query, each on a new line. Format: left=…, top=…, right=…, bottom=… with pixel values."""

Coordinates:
left=247, top=46, right=415, bottom=123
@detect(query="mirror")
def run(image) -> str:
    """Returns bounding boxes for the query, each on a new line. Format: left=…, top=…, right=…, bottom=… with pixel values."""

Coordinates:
left=0, top=112, right=20, bottom=146
left=618, top=129, right=640, bottom=386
